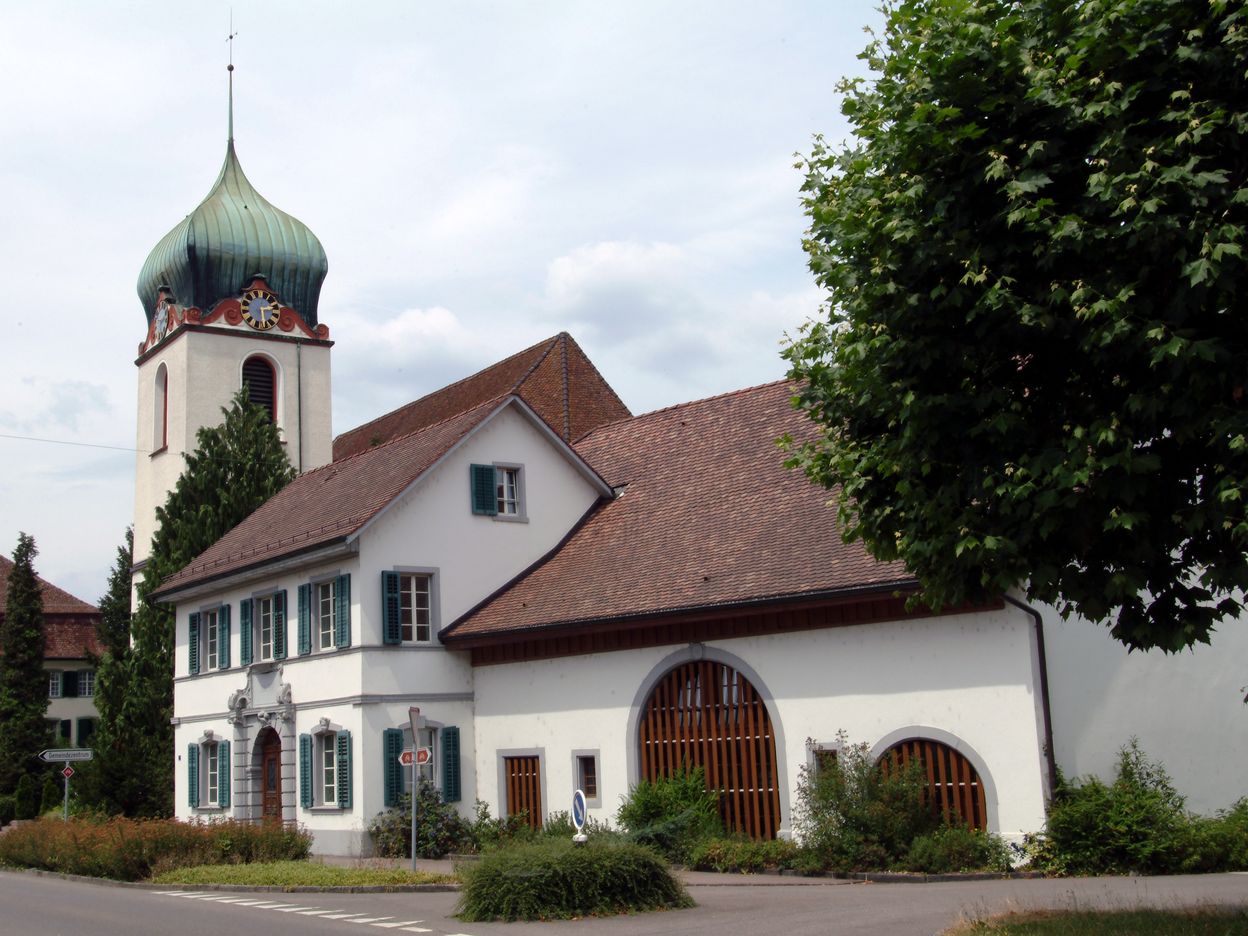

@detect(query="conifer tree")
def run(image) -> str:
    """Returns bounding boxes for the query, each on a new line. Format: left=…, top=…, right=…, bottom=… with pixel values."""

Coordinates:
left=0, top=533, right=49, bottom=794
left=121, top=390, right=296, bottom=816
left=77, top=529, right=136, bottom=813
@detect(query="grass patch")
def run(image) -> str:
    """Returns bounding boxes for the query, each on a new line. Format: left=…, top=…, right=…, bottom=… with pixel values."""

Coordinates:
left=948, top=908, right=1248, bottom=935
left=152, top=860, right=453, bottom=888
left=456, top=838, right=693, bottom=921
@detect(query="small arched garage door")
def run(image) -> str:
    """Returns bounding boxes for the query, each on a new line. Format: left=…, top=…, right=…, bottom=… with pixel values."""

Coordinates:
left=879, top=738, right=988, bottom=830
left=638, top=660, right=781, bottom=840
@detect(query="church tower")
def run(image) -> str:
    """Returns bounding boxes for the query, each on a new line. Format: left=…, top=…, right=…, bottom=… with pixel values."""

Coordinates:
left=132, top=64, right=333, bottom=580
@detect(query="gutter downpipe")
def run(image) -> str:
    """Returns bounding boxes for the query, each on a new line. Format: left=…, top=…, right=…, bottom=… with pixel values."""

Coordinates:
left=296, top=339, right=303, bottom=473
left=1004, top=594, right=1058, bottom=805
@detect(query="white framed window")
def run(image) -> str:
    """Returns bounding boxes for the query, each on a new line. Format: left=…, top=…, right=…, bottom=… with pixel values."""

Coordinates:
left=401, top=573, right=432, bottom=643
left=79, top=670, right=96, bottom=698
left=572, top=750, right=601, bottom=808
left=300, top=721, right=351, bottom=810
left=496, top=466, right=520, bottom=515
left=258, top=595, right=275, bottom=661
left=188, top=733, right=230, bottom=810
left=470, top=462, right=527, bottom=520
left=316, top=581, right=335, bottom=651
left=48, top=671, right=63, bottom=699
left=206, top=742, right=221, bottom=806
left=320, top=731, right=338, bottom=805
left=205, top=608, right=220, bottom=670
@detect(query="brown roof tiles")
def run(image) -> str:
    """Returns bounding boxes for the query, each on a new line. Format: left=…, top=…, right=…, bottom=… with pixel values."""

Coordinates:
left=0, top=555, right=102, bottom=659
left=443, top=381, right=914, bottom=642
left=332, top=332, right=629, bottom=460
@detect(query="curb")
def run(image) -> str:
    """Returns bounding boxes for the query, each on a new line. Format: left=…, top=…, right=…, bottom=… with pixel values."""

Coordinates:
left=0, top=866, right=460, bottom=893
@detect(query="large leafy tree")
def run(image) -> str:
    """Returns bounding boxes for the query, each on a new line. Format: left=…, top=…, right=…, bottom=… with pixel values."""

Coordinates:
left=119, top=391, right=295, bottom=815
left=0, top=533, right=49, bottom=793
left=784, top=0, right=1247, bottom=652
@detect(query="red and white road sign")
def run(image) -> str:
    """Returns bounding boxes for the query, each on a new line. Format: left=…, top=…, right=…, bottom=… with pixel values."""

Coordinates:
left=398, top=747, right=432, bottom=767
left=62, top=766, right=75, bottom=779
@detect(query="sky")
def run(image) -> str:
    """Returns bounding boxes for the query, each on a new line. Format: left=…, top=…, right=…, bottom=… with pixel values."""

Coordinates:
left=0, top=0, right=882, bottom=605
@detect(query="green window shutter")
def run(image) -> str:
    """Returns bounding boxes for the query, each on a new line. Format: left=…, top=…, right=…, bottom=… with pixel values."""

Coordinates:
left=239, top=599, right=253, bottom=666
left=58, top=719, right=71, bottom=742
left=219, top=604, right=231, bottom=669
left=188, top=613, right=201, bottom=675
left=187, top=744, right=200, bottom=808
left=274, top=590, right=288, bottom=660
left=336, top=730, right=353, bottom=809
left=382, top=571, right=402, bottom=645
left=219, top=739, right=231, bottom=809
left=297, top=584, right=312, bottom=656
left=62, top=670, right=79, bottom=698
left=334, top=574, right=351, bottom=649
left=470, top=464, right=498, bottom=515
left=441, top=726, right=461, bottom=803
left=299, top=734, right=313, bottom=808
left=383, top=727, right=404, bottom=807
left=76, top=718, right=96, bottom=748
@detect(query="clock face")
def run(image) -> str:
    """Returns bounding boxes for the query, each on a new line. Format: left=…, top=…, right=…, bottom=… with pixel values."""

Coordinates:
left=241, top=288, right=280, bottom=331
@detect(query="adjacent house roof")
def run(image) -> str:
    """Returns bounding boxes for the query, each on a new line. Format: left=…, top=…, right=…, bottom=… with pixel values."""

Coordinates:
left=442, top=381, right=915, bottom=644
left=332, top=332, right=630, bottom=460
left=0, top=556, right=102, bottom=659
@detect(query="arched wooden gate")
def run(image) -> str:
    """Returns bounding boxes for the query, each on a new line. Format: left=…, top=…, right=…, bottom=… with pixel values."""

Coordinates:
left=638, top=660, right=781, bottom=840
left=879, top=738, right=988, bottom=830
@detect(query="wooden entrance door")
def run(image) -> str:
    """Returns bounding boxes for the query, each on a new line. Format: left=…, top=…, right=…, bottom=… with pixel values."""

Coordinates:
left=638, top=660, right=781, bottom=840
left=260, top=729, right=282, bottom=820
left=504, top=755, right=543, bottom=829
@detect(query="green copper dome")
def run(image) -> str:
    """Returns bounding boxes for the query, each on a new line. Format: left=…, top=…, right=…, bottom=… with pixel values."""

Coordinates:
left=137, top=141, right=328, bottom=328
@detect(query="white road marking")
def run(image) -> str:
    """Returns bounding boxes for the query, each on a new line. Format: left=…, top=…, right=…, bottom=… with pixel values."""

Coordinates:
left=350, top=918, right=393, bottom=924
left=152, top=890, right=187, bottom=895
left=171, top=892, right=212, bottom=898
left=210, top=897, right=251, bottom=903
left=371, top=923, right=425, bottom=930
left=229, top=899, right=273, bottom=906
left=274, top=904, right=317, bottom=912
left=399, top=929, right=433, bottom=934
left=252, top=901, right=296, bottom=908
left=323, top=912, right=371, bottom=920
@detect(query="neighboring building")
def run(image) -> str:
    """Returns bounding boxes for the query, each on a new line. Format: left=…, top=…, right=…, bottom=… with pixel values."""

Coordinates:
left=0, top=556, right=102, bottom=749
left=139, top=101, right=1248, bottom=856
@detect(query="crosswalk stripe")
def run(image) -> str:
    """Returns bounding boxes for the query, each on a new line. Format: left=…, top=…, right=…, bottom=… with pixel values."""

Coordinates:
left=229, top=899, right=272, bottom=906
left=252, top=902, right=295, bottom=909
left=274, top=905, right=316, bottom=912
left=210, top=897, right=250, bottom=903
left=297, top=908, right=341, bottom=915
left=371, top=923, right=425, bottom=929
left=152, top=890, right=187, bottom=895
left=323, top=912, right=370, bottom=920
left=399, top=929, right=432, bottom=934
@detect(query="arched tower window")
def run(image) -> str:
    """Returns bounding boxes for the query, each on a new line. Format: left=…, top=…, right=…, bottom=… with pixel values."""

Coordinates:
left=153, top=364, right=169, bottom=452
left=241, top=355, right=277, bottom=423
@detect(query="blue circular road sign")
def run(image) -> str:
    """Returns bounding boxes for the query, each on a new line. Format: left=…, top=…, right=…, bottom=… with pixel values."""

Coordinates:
left=572, top=789, right=587, bottom=830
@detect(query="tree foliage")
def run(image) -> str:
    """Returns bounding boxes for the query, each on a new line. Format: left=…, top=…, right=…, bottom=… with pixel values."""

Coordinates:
left=118, top=391, right=296, bottom=816
left=784, top=0, right=1248, bottom=651
left=0, top=533, right=49, bottom=793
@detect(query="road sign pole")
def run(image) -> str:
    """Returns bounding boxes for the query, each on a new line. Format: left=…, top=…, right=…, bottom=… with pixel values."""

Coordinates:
left=408, top=707, right=421, bottom=873
left=63, top=763, right=69, bottom=821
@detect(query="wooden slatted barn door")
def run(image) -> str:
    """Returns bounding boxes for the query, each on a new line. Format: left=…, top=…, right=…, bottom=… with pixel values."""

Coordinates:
left=504, top=755, right=543, bottom=829
left=879, top=738, right=987, bottom=830
left=638, top=660, right=781, bottom=840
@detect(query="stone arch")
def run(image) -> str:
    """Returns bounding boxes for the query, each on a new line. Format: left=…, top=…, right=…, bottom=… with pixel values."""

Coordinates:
left=870, top=726, right=999, bottom=832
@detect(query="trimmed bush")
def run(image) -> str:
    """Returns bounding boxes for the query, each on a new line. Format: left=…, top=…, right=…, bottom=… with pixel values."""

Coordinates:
left=903, top=825, right=1011, bottom=874
left=13, top=774, right=39, bottom=821
left=456, top=838, right=693, bottom=921
left=792, top=733, right=939, bottom=872
left=461, top=800, right=537, bottom=852
left=616, top=766, right=722, bottom=863
left=40, top=774, right=62, bottom=815
left=0, top=795, right=15, bottom=827
left=688, top=837, right=801, bottom=873
left=0, top=816, right=311, bottom=881
left=368, top=779, right=470, bottom=859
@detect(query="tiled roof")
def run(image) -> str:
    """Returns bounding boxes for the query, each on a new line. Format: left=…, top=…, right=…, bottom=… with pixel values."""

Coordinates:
left=154, top=398, right=503, bottom=596
left=443, top=381, right=914, bottom=642
left=332, top=332, right=630, bottom=460
left=45, top=618, right=102, bottom=659
left=0, top=556, right=102, bottom=659
left=0, top=556, right=98, bottom=614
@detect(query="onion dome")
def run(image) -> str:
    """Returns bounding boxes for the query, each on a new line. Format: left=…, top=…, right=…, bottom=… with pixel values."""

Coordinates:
left=136, top=140, right=328, bottom=328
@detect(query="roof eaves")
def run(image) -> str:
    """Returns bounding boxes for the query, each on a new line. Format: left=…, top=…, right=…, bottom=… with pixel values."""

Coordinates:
left=151, top=537, right=359, bottom=604
left=441, top=578, right=922, bottom=647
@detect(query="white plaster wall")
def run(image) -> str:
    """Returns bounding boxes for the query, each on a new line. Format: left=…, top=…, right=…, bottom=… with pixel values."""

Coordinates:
left=133, top=327, right=332, bottom=571
left=471, top=607, right=1050, bottom=839
left=1041, top=602, right=1248, bottom=815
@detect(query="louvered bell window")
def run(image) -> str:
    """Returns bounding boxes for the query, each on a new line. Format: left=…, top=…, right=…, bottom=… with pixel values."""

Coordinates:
left=242, top=356, right=276, bottom=423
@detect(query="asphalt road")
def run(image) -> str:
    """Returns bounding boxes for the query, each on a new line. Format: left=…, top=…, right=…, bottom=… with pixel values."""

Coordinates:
left=0, top=870, right=1245, bottom=936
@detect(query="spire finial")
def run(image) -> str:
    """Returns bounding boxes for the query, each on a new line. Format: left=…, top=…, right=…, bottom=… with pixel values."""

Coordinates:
left=226, top=12, right=238, bottom=143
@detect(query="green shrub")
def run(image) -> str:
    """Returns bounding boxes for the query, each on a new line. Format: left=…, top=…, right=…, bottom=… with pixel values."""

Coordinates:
left=456, top=838, right=693, bottom=921
left=1179, top=799, right=1248, bottom=874
left=1031, top=741, right=1188, bottom=875
left=616, top=766, right=722, bottom=863
left=0, top=816, right=310, bottom=881
left=792, top=732, right=939, bottom=872
left=39, top=774, right=62, bottom=815
left=461, top=800, right=537, bottom=852
left=13, top=774, right=39, bottom=821
left=367, top=779, right=470, bottom=859
left=903, top=824, right=1011, bottom=874
left=688, top=837, right=801, bottom=873
left=0, top=795, right=15, bottom=827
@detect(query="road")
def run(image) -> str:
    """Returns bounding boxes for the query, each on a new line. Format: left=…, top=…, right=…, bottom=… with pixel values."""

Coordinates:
left=0, top=870, right=1245, bottom=936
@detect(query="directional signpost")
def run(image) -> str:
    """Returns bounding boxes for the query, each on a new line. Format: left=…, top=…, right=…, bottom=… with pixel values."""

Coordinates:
left=408, top=707, right=425, bottom=872
left=40, top=748, right=92, bottom=820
